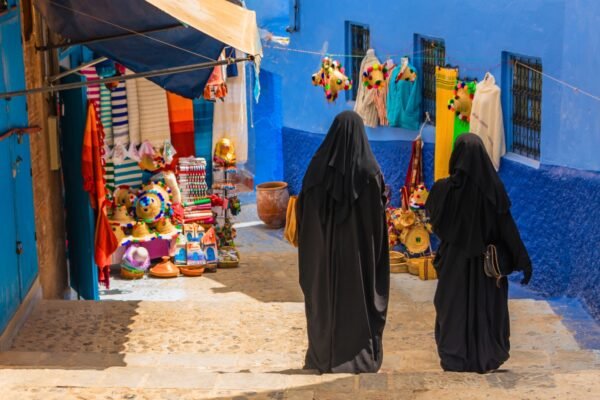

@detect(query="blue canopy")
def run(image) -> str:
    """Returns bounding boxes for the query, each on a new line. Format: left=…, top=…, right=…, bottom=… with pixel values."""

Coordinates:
left=35, top=0, right=228, bottom=99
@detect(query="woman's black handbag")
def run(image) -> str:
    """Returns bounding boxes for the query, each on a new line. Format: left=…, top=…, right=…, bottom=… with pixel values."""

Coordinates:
left=483, top=242, right=512, bottom=287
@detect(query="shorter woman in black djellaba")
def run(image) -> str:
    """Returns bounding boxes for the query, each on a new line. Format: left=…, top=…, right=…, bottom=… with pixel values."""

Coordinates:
left=296, top=111, right=390, bottom=374
left=425, top=133, right=533, bottom=373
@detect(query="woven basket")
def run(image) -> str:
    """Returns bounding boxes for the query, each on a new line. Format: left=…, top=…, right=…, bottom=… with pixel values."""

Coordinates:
left=390, top=262, right=409, bottom=273
left=120, top=267, right=144, bottom=280
left=390, top=251, right=407, bottom=264
left=218, top=247, right=240, bottom=268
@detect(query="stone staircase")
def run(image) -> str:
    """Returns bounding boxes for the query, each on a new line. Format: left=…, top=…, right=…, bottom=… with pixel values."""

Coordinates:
left=0, top=248, right=599, bottom=399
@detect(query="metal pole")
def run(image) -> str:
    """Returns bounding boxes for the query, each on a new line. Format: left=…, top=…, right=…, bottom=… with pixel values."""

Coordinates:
left=36, top=24, right=184, bottom=52
left=0, top=56, right=253, bottom=99
left=49, top=57, right=108, bottom=83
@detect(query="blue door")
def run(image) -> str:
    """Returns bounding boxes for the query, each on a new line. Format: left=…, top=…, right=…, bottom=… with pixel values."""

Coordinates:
left=0, top=1, right=40, bottom=332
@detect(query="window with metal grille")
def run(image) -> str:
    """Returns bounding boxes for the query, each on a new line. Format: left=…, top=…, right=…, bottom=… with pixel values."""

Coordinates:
left=345, top=21, right=370, bottom=101
left=414, top=35, right=446, bottom=125
left=287, top=0, right=300, bottom=33
left=502, top=53, right=543, bottom=160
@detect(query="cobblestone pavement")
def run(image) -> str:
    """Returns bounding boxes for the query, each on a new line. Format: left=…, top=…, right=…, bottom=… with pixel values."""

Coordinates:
left=0, top=204, right=599, bottom=399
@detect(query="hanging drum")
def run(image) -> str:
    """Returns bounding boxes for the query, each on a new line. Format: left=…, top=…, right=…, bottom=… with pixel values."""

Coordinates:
left=403, top=224, right=430, bottom=254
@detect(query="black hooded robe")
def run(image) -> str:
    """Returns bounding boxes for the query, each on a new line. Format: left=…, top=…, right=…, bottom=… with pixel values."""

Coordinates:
left=297, top=111, right=390, bottom=374
left=426, top=133, right=532, bottom=373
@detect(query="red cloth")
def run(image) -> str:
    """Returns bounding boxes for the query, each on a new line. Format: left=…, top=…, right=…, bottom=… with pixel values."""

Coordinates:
left=167, top=92, right=195, bottom=158
left=82, top=103, right=119, bottom=288
left=404, top=137, right=424, bottom=195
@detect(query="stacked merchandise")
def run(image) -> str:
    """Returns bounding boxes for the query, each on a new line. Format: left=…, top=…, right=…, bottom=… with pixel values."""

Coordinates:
left=177, top=157, right=213, bottom=224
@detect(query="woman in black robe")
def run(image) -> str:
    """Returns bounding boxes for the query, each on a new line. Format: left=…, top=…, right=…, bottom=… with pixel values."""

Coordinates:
left=296, top=110, right=390, bottom=374
left=425, top=133, right=532, bottom=373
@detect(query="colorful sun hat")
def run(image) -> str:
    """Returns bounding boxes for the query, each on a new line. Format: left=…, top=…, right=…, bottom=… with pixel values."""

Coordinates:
left=121, top=245, right=151, bottom=272
left=111, top=224, right=129, bottom=244
left=403, top=225, right=431, bottom=254
left=142, top=181, right=172, bottom=205
left=131, top=221, right=155, bottom=242
left=135, top=191, right=166, bottom=223
left=409, top=184, right=429, bottom=210
left=110, top=204, right=135, bottom=225
left=114, top=186, right=137, bottom=209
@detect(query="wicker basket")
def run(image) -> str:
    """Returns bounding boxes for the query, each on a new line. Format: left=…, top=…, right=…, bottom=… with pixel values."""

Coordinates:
left=390, top=251, right=407, bottom=264
left=218, top=247, right=240, bottom=268
left=120, top=267, right=144, bottom=280
left=390, top=262, right=409, bottom=273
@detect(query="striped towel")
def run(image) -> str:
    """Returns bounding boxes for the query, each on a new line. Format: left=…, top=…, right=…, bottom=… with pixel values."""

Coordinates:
left=125, top=70, right=141, bottom=145
left=137, top=78, right=171, bottom=147
left=113, top=158, right=143, bottom=190
left=100, top=84, right=113, bottom=145
left=104, top=161, right=115, bottom=193
left=80, top=67, right=100, bottom=116
left=111, top=81, right=129, bottom=146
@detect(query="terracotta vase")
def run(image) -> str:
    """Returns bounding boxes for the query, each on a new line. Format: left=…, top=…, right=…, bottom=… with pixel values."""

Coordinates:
left=256, top=181, right=290, bottom=229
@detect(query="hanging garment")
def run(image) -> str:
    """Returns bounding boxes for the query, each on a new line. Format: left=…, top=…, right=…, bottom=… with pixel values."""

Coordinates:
left=167, top=92, right=196, bottom=157
left=434, top=67, right=459, bottom=181
left=213, top=50, right=248, bottom=163
left=425, top=134, right=531, bottom=373
left=111, top=81, right=129, bottom=146
left=373, top=66, right=392, bottom=126
left=203, top=57, right=228, bottom=101
left=387, top=63, right=422, bottom=130
left=353, top=49, right=380, bottom=127
left=470, top=73, right=506, bottom=170
left=125, top=70, right=141, bottom=145
left=194, top=99, right=215, bottom=186
left=80, top=66, right=101, bottom=116
left=82, top=103, right=118, bottom=288
left=112, top=145, right=143, bottom=190
left=405, top=137, right=424, bottom=194
left=137, top=77, right=171, bottom=148
left=297, top=111, right=389, bottom=373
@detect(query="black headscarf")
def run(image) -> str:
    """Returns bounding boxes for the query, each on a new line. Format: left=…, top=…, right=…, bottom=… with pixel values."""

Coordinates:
left=426, top=133, right=511, bottom=256
left=302, top=110, right=381, bottom=224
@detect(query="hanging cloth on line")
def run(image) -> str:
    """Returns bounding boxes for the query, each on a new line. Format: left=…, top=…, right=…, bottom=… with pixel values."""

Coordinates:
left=137, top=77, right=172, bottom=148
left=353, top=49, right=380, bottom=128
left=167, top=92, right=196, bottom=158
left=434, top=66, right=459, bottom=181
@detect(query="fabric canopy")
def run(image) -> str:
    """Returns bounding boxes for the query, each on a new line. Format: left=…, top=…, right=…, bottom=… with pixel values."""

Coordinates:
left=34, top=0, right=262, bottom=99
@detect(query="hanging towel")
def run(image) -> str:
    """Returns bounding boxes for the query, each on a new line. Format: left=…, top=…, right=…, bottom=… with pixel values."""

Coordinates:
left=434, top=67, right=459, bottom=181
left=81, top=103, right=118, bottom=288
left=353, top=50, right=380, bottom=128
left=213, top=50, right=248, bottom=163
left=111, top=81, right=129, bottom=146
left=125, top=70, right=141, bottom=145
left=387, top=63, right=422, bottom=130
left=80, top=66, right=101, bottom=116
left=167, top=92, right=196, bottom=157
left=194, top=99, right=215, bottom=186
left=99, top=83, right=113, bottom=146
left=470, top=73, right=506, bottom=170
left=137, top=77, right=171, bottom=148
left=405, top=137, right=424, bottom=194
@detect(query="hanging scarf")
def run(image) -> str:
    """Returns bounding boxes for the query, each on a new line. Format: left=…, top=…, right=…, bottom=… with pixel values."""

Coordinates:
left=404, top=137, right=424, bottom=194
left=82, top=103, right=119, bottom=288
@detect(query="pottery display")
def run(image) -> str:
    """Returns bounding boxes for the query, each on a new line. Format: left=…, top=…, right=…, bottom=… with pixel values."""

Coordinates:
left=149, top=256, right=179, bottom=278
left=256, top=181, right=290, bottom=229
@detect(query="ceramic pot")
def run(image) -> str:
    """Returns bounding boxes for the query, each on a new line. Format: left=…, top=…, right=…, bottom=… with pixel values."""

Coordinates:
left=256, top=181, right=290, bottom=229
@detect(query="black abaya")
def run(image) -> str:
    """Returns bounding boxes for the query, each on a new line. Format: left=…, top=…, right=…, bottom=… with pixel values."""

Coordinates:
left=297, top=111, right=390, bottom=374
left=426, top=133, right=532, bottom=373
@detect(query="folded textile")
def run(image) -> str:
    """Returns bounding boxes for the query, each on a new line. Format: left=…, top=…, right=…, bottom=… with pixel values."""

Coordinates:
left=111, top=81, right=129, bottom=146
left=137, top=77, right=171, bottom=147
left=125, top=70, right=141, bottom=145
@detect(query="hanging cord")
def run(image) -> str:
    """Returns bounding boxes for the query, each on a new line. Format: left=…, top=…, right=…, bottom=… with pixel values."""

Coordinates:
left=514, top=61, right=600, bottom=103
left=47, top=0, right=217, bottom=62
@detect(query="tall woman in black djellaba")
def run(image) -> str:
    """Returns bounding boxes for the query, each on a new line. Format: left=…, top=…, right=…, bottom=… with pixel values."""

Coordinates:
left=296, top=111, right=390, bottom=374
left=425, top=133, right=533, bottom=373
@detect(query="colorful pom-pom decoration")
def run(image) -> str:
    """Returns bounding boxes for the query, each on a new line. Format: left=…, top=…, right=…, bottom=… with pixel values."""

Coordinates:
left=448, top=79, right=477, bottom=122
left=311, top=56, right=352, bottom=102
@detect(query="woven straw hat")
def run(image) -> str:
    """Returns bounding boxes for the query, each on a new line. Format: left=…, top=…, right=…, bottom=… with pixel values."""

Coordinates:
left=131, top=222, right=155, bottom=241
left=399, top=209, right=416, bottom=228
left=155, top=217, right=179, bottom=236
left=110, top=204, right=134, bottom=224
left=403, top=225, right=430, bottom=254
left=110, top=223, right=128, bottom=244
left=114, top=186, right=137, bottom=209
left=135, top=191, right=166, bottom=223
left=142, top=182, right=171, bottom=205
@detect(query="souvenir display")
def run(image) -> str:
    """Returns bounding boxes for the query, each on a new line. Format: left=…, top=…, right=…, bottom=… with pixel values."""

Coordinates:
left=311, top=57, right=352, bottom=102
left=361, top=62, right=389, bottom=90
left=202, top=227, right=219, bottom=272
left=390, top=251, right=409, bottom=273
left=113, top=186, right=137, bottom=210
left=120, top=245, right=150, bottom=279
left=409, top=184, right=429, bottom=210
left=448, top=79, right=477, bottom=147
left=149, top=256, right=179, bottom=278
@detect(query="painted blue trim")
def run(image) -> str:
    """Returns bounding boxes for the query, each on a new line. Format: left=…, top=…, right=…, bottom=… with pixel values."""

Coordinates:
left=413, top=33, right=445, bottom=123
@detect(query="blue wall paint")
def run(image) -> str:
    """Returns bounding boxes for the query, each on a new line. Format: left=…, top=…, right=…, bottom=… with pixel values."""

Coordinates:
left=251, top=0, right=600, bottom=172
left=0, top=4, right=40, bottom=332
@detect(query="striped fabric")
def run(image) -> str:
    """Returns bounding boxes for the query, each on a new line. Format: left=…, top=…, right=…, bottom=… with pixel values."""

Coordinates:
left=111, top=81, right=129, bottom=146
left=104, top=161, right=115, bottom=193
left=137, top=78, right=171, bottom=147
left=113, top=159, right=143, bottom=190
left=125, top=70, right=141, bottom=145
left=193, top=99, right=214, bottom=186
left=80, top=66, right=100, bottom=115
left=100, top=84, right=113, bottom=145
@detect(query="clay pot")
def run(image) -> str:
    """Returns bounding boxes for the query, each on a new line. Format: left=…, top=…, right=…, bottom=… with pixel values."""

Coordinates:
left=256, top=181, right=290, bottom=229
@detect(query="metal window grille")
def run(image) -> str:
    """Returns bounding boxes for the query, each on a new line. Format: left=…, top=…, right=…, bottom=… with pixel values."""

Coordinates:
left=419, top=37, right=446, bottom=125
left=510, top=56, right=542, bottom=160
left=287, top=0, right=300, bottom=33
left=347, top=23, right=370, bottom=101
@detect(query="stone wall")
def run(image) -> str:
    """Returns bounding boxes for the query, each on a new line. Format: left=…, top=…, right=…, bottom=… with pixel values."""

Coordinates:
left=20, top=2, right=68, bottom=299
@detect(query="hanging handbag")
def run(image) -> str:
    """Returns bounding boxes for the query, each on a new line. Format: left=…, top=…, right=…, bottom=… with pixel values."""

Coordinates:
left=284, top=195, right=299, bottom=248
left=483, top=242, right=512, bottom=287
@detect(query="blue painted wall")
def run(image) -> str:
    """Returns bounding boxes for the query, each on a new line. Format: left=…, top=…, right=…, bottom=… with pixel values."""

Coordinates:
left=247, top=0, right=600, bottom=318
left=0, top=0, right=40, bottom=332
